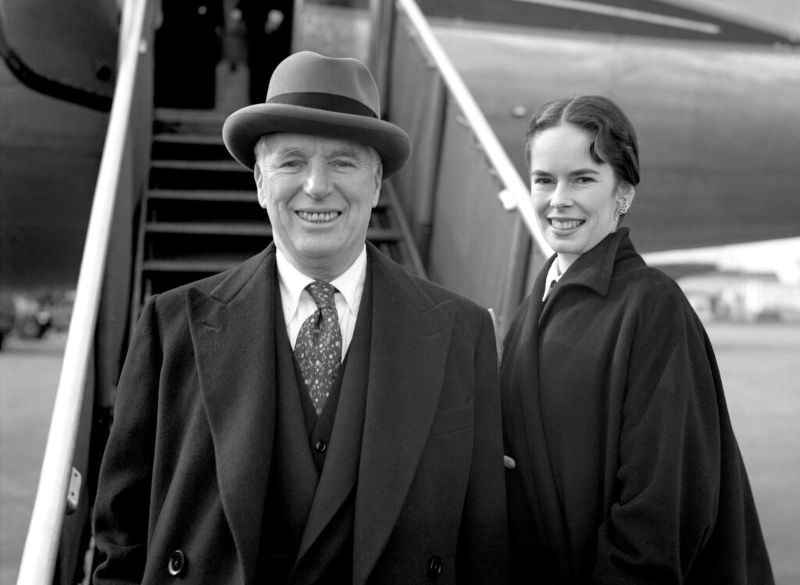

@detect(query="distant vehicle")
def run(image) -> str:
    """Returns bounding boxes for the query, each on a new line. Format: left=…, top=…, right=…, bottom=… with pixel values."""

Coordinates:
left=0, top=291, right=53, bottom=350
left=14, top=294, right=52, bottom=339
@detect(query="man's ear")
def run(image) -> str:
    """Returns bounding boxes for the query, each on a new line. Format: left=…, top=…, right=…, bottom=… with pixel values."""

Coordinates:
left=254, top=164, right=267, bottom=208
left=372, top=159, right=383, bottom=207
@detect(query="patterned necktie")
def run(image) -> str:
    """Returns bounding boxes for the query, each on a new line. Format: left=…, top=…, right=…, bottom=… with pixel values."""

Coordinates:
left=294, top=280, right=342, bottom=415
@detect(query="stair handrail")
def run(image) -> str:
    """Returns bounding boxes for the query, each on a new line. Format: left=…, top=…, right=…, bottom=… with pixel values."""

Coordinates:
left=15, top=0, right=151, bottom=583
left=393, top=0, right=552, bottom=258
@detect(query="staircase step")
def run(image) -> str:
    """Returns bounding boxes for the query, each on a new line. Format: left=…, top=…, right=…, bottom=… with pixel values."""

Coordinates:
left=151, top=160, right=245, bottom=172
left=148, top=189, right=255, bottom=203
left=143, top=258, right=248, bottom=273
left=153, top=134, right=223, bottom=145
left=146, top=222, right=270, bottom=236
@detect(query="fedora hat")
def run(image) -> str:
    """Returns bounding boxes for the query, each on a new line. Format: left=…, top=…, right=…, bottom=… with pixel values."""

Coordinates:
left=222, top=51, right=410, bottom=177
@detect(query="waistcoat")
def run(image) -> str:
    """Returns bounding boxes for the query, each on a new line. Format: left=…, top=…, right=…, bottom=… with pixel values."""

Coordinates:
left=256, top=272, right=373, bottom=584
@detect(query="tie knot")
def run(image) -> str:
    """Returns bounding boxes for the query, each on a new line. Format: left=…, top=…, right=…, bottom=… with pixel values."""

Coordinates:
left=306, top=280, right=337, bottom=310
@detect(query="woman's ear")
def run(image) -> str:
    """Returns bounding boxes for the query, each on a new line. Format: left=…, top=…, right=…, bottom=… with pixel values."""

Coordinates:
left=615, top=183, right=636, bottom=217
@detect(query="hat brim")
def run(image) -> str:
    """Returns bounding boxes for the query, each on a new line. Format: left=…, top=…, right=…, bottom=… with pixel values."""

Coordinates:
left=222, top=103, right=410, bottom=177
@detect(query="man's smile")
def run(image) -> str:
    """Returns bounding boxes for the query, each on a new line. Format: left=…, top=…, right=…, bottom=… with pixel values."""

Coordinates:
left=295, top=210, right=342, bottom=223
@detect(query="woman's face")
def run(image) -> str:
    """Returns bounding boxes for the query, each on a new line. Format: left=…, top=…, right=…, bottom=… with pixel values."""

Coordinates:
left=528, top=123, right=633, bottom=271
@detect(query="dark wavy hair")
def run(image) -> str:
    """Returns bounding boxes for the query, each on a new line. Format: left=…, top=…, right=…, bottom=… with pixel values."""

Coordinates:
left=524, top=95, right=640, bottom=188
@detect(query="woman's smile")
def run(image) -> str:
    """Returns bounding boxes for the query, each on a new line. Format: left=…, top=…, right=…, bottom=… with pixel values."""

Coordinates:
left=547, top=217, right=585, bottom=233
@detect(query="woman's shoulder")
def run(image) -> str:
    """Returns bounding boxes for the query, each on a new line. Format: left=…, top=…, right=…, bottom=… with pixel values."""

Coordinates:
left=612, top=263, right=714, bottom=350
left=614, top=260, right=694, bottom=313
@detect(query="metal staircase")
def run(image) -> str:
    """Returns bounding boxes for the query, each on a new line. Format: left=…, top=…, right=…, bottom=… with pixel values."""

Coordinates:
left=132, top=108, right=426, bottom=315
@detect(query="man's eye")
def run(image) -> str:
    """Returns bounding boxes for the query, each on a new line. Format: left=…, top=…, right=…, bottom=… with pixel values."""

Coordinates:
left=280, top=159, right=303, bottom=168
left=331, top=159, right=356, bottom=168
left=532, top=176, right=552, bottom=185
left=574, top=176, right=595, bottom=184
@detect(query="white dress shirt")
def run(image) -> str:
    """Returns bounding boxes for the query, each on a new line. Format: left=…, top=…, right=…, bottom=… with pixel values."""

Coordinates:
left=276, top=247, right=367, bottom=361
left=542, top=258, right=564, bottom=301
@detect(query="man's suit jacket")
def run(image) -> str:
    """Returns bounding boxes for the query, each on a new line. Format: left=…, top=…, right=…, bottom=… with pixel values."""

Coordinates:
left=93, top=243, right=508, bottom=585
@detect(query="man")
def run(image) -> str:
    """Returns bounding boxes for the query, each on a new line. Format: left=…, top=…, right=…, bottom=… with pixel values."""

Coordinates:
left=236, top=0, right=294, bottom=103
left=154, top=0, right=224, bottom=108
left=93, top=51, right=508, bottom=584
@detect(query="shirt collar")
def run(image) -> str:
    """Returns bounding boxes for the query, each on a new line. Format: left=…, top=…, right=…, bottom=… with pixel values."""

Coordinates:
left=547, top=258, right=563, bottom=284
left=276, top=246, right=367, bottom=316
left=542, top=257, right=563, bottom=300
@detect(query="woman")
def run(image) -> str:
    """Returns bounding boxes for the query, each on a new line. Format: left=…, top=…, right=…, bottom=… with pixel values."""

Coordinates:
left=501, top=95, right=773, bottom=584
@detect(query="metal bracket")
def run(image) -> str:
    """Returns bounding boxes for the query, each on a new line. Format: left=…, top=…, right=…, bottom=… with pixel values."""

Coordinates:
left=66, top=467, right=82, bottom=515
left=498, top=188, right=518, bottom=211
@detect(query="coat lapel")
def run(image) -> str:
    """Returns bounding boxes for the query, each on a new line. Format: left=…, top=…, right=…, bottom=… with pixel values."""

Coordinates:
left=505, top=261, right=575, bottom=569
left=187, top=247, right=277, bottom=585
left=353, top=247, right=455, bottom=585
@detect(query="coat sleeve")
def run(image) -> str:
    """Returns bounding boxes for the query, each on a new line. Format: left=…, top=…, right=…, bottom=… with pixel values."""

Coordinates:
left=456, top=308, right=510, bottom=584
left=592, top=284, right=723, bottom=583
left=93, top=299, right=162, bottom=585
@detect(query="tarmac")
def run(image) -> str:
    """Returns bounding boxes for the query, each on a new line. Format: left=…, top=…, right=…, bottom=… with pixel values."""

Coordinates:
left=1, top=332, right=65, bottom=585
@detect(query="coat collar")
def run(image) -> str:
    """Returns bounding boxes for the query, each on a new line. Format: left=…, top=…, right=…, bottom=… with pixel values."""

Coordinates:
left=556, top=228, right=634, bottom=297
left=539, top=228, right=640, bottom=323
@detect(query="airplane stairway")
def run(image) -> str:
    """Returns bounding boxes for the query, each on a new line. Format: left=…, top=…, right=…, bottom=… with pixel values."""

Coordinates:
left=132, top=108, right=426, bottom=316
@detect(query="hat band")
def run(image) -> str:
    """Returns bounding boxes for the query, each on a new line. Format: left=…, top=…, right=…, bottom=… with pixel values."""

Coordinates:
left=267, top=91, right=378, bottom=119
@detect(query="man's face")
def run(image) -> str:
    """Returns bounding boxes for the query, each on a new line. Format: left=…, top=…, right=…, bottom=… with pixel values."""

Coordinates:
left=254, top=133, right=382, bottom=280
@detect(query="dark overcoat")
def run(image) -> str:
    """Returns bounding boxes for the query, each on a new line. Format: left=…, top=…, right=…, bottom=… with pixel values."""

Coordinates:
left=501, top=228, right=773, bottom=584
left=93, top=243, right=508, bottom=585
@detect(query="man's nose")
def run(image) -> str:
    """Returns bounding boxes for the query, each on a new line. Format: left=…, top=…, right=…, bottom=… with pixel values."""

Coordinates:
left=303, top=162, right=332, bottom=199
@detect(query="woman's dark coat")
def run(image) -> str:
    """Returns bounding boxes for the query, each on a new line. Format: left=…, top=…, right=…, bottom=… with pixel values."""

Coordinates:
left=501, top=228, right=773, bottom=584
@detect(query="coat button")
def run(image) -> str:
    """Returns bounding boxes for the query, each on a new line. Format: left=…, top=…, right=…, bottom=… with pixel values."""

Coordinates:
left=167, top=549, right=187, bottom=577
left=427, top=555, right=443, bottom=579
left=314, top=439, right=327, bottom=454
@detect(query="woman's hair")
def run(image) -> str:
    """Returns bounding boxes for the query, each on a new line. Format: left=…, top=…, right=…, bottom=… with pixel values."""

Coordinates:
left=524, top=95, right=640, bottom=187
